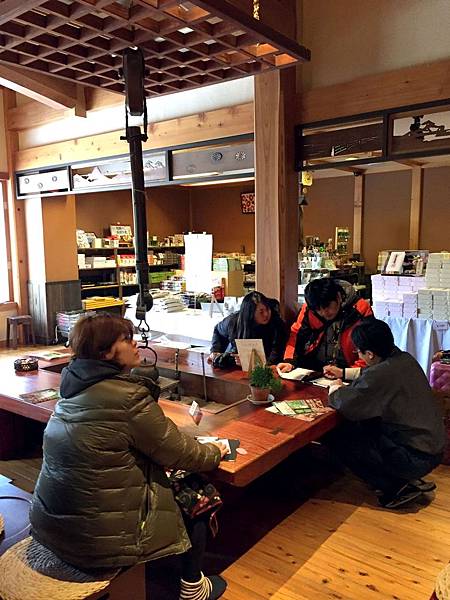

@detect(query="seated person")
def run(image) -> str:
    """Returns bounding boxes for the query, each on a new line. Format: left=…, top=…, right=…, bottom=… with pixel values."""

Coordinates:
left=30, top=313, right=228, bottom=600
left=327, top=319, right=446, bottom=509
left=209, top=291, right=287, bottom=367
left=278, top=278, right=373, bottom=375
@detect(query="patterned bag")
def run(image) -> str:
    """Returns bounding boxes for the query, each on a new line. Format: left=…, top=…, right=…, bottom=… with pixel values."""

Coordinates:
left=168, top=470, right=223, bottom=536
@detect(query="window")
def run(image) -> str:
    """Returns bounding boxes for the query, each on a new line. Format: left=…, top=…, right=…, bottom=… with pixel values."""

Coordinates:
left=0, top=182, right=10, bottom=302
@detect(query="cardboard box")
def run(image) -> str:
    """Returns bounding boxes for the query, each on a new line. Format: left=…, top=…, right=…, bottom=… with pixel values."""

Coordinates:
left=213, top=270, right=245, bottom=296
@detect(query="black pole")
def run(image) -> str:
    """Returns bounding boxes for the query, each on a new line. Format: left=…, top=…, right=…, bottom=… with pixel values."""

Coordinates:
left=128, top=125, right=152, bottom=320
left=121, top=48, right=153, bottom=323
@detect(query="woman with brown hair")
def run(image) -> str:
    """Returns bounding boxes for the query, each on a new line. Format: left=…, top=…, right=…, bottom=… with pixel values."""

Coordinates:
left=30, top=312, right=227, bottom=600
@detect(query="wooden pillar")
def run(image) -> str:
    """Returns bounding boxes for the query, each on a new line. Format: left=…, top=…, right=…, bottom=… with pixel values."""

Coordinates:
left=2, top=89, right=29, bottom=313
left=254, top=68, right=299, bottom=321
left=409, top=166, right=423, bottom=249
left=25, top=193, right=81, bottom=343
left=353, top=173, right=365, bottom=258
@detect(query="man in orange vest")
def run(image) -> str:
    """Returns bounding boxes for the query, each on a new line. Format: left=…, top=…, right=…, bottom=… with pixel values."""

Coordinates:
left=278, top=278, right=373, bottom=378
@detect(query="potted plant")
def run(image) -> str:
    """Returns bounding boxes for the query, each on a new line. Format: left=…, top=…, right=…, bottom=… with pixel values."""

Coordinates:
left=249, top=365, right=282, bottom=403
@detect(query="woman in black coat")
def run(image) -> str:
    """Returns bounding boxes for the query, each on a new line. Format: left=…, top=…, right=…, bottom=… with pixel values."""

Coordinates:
left=208, top=291, right=287, bottom=366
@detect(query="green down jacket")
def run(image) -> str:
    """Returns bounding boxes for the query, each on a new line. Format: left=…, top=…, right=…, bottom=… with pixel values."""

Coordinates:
left=29, top=358, right=221, bottom=570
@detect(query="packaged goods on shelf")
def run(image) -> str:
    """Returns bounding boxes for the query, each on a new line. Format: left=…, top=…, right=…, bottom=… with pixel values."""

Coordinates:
left=56, top=310, right=89, bottom=338
left=160, top=274, right=185, bottom=293
left=82, top=297, right=123, bottom=310
left=117, top=254, right=135, bottom=267
left=212, top=257, right=242, bottom=271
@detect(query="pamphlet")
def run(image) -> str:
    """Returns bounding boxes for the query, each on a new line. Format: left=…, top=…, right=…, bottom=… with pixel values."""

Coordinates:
left=19, top=388, right=60, bottom=405
left=235, top=339, right=266, bottom=372
left=195, top=436, right=240, bottom=461
left=266, top=398, right=333, bottom=421
left=311, top=377, right=349, bottom=388
left=276, top=366, right=314, bottom=381
left=27, top=350, right=68, bottom=361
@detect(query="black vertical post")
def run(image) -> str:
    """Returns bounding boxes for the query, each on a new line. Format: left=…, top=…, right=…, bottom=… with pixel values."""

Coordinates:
left=128, top=126, right=151, bottom=320
left=121, top=47, right=153, bottom=323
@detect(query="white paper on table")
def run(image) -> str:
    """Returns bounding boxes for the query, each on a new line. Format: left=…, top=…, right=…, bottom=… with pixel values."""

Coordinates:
left=235, top=338, right=266, bottom=372
left=312, top=377, right=349, bottom=388
left=184, top=233, right=213, bottom=293
left=276, top=366, right=314, bottom=381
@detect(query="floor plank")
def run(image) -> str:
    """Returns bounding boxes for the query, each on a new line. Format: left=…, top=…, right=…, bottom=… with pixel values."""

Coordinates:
left=0, top=344, right=447, bottom=599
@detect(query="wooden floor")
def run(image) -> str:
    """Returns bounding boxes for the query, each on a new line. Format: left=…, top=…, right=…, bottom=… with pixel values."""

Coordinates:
left=0, top=344, right=448, bottom=599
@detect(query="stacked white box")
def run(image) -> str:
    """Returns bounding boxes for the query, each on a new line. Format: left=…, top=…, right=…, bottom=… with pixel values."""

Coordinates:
left=402, top=292, right=418, bottom=318
left=441, top=257, right=450, bottom=288
left=426, top=252, right=447, bottom=288
left=387, top=300, right=403, bottom=317
left=384, top=275, right=399, bottom=299
left=371, top=274, right=385, bottom=301
left=373, top=300, right=389, bottom=318
left=431, top=288, right=449, bottom=320
left=410, top=276, right=426, bottom=291
left=417, top=288, right=433, bottom=318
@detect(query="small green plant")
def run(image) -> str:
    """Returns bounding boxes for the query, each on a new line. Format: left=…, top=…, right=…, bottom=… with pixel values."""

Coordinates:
left=249, top=365, right=282, bottom=393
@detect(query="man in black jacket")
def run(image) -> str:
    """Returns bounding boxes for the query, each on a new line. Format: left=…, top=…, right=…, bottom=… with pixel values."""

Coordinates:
left=328, top=319, right=445, bottom=509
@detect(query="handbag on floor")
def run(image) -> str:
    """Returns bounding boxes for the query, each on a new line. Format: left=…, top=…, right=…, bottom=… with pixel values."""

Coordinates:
left=167, top=470, right=223, bottom=536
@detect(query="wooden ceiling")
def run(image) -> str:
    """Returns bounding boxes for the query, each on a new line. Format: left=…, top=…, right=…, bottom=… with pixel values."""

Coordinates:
left=0, top=0, right=310, bottom=97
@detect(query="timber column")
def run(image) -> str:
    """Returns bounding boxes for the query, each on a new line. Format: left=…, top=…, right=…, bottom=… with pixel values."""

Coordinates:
left=254, top=68, right=299, bottom=321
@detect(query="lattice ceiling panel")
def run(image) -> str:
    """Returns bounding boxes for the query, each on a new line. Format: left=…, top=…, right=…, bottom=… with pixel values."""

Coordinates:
left=0, top=0, right=310, bottom=96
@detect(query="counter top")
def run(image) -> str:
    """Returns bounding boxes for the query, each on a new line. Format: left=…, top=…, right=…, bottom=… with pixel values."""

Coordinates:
left=0, top=345, right=338, bottom=487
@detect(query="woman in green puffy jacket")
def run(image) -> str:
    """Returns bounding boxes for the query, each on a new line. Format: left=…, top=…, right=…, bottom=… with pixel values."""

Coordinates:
left=30, top=313, right=227, bottom=600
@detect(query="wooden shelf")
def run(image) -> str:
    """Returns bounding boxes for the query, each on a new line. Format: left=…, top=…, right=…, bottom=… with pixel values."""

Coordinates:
left=81, top=284, right=119, bottom=290
left=79, top=267, right=116, bottom=271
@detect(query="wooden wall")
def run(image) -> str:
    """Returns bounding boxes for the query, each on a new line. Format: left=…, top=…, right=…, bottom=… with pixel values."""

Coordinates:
left=306, top=168, right=450, bottom=273
left=302, top=176, right=355, bottom=255
left=74, top=182, right=255, bottom=255
left=75, top=187, right=190, bottom=238
left=189, top=182, right=255, bottom=253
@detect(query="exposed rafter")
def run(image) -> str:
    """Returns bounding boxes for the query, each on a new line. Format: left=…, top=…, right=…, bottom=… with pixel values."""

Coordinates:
left=0, top=0, right=310, bottom=97
left=0, top=63, right=85, bottom=111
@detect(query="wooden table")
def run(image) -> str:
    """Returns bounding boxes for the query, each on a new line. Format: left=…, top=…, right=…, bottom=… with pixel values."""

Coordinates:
left=0, top=345, right=339, bottom=486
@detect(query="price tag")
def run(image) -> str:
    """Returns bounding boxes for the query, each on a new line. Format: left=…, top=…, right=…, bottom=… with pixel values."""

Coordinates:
left=189, top=400, right=203, bottom=425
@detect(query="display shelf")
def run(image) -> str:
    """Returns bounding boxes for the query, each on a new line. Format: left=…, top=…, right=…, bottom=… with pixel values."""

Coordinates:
left=81, top=284, right=119, bottom=290
left=79, top=267, right=116, bottom=271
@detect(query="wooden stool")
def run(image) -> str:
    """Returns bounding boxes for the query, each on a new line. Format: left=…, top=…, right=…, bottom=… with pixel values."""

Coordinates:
left=6, top=315, right=35, bottom=349
left=0, top=537, right=118, bottom=600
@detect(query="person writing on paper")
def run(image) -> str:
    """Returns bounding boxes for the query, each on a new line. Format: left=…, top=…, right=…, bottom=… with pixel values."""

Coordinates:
left=277, top=278, right=372, bottom=377
left=327, top=319, right=445, bottom=509
left=208, top=291, right=287, bottom=367
left=30, top=313, right=228, bottom=600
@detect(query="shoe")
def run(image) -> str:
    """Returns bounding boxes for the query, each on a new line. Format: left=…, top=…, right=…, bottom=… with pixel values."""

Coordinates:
left=180, top=572, right=227, bottom=600
left=410, top=479, right=436, bottom=493
left=379, top=483, right=424, bottom=509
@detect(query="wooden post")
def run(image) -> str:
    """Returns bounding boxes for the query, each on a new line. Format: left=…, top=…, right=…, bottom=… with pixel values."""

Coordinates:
left=254, top=68, right=299, bottom=321
left=2, top=89, right=29, bottom=313
left=353, top=173, right=365, bottom=258
left=409, top=166, right=423, bottom=249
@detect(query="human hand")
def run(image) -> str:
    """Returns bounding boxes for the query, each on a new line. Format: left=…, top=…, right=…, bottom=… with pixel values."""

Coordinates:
left=277, top=362, right=294, bottom=373
left=210, top=441, right=229, bottom=458
left=232, top=353, right=241, bottom=367
left=332, top=378, right=344, bottom=388
left=432, top=351, right=444, bottom=363
left=323, top=365, right=343, bottom=379
left=207, top=352, right=221, bottom=364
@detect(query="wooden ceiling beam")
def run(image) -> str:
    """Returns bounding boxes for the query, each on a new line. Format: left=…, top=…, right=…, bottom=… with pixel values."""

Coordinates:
left=0, top=63, right=87, bottom=112
left=0, top=0, right=45, bottom=26
left=394, top=159, right=425, bottom=168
